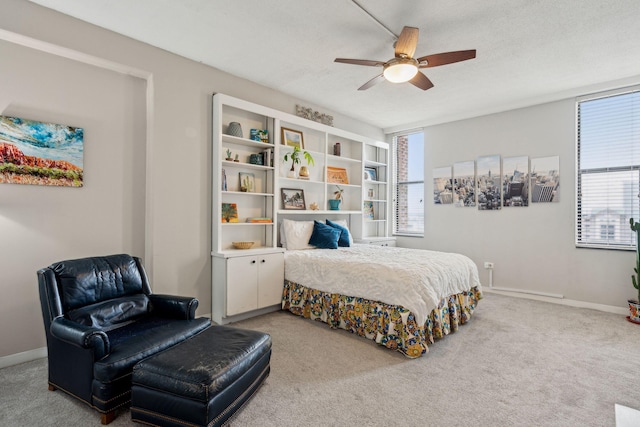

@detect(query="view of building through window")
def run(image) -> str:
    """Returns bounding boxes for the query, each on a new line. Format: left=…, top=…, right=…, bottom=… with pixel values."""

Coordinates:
left=577, top=88, right=640, bottom=249
left=394, top=132, right=424, bottom=235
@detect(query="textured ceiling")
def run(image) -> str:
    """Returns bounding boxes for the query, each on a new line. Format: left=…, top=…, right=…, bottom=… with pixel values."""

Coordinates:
left=27, top=0, right=640, bottom=131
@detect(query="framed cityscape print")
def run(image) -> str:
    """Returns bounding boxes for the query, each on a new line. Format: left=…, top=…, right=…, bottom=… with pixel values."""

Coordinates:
left=433, top=166, right=453, bottom=204
left=502, top=156, right=529, bottom=207
left=530, top=156, right=559, bottom=203
left=477, top=155, right=501, bottom=210
left=453, top=161, right=476, bottom=207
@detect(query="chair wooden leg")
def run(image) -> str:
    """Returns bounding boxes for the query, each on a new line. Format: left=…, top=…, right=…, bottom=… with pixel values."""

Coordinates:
left=100, top=411, right=116, bottom=425
left=48, top=384, right=56, bottom=391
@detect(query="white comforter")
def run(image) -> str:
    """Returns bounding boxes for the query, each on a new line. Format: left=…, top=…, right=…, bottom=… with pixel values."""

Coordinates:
left=284, top=245, right=482, bottom=325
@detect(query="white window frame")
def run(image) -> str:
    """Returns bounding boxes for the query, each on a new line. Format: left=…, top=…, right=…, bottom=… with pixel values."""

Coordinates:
left=576, top=85, right=640, bottom=250
left=392, top=131, right=425, bottom=237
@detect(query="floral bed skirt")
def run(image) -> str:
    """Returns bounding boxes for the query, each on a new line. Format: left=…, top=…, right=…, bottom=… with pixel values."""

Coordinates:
left=282, top=279, right=482, bottom=358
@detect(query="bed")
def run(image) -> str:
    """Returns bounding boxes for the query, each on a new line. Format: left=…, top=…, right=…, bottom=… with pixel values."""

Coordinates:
left=279, top=219, right=482, bottom=358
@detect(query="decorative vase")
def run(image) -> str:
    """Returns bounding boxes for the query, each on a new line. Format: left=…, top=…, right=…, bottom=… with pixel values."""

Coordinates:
left=629, top=300, right=640, bottom=323
left=299, top=165, right=309, bottom=179
left=328, top=199, right=341, bottom=210
left=226, top=122, right=243, bottom=138
left=249, top=153, right=263, bottom=165
left=287, top=164, right=296, bottom=179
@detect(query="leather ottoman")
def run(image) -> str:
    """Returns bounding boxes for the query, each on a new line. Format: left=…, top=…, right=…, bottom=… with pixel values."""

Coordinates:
left=130, top=325, right=271, bottom=427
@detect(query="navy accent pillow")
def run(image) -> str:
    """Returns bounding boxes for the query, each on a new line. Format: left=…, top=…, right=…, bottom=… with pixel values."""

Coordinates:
left=326, top=219, right=351, bottom=247
left=309, top=220, right=341, bottom=249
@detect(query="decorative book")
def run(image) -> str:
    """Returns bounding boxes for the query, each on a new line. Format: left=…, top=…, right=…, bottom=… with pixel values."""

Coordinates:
left=246, top=217, right=272, bottom=223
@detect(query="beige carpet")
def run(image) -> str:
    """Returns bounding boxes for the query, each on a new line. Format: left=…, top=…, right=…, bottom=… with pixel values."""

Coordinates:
left=2, top=293, right=640, bottom=426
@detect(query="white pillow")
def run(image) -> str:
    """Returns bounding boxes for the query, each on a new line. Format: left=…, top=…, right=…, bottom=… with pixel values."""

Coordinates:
left=282, top=219, right=315, bottom=250
left=279, top=220, right=287, bottom=247
left=328, top=219, right=353, bottom=246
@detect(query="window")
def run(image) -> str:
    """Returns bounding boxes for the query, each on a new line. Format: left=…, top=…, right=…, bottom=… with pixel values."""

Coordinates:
left=576, top=87, right=640, bottom=249
left=393, top=131, right=424, bottom=235
left=600, top=224, right=615, bottom=240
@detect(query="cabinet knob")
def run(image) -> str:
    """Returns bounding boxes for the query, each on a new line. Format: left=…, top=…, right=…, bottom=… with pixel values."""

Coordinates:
left=251, top=260, right=256, bottom=264
left=261, top=259, right=266, bottom=263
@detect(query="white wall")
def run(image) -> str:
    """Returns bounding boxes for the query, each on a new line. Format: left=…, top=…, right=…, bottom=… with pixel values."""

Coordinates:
left=3, top=0, right=633, bottom=362
left=397, top=98, right=636, bottom=308
left=0, top=0, right=383, bottom=359
left=0, top=38, right=147, bottom=357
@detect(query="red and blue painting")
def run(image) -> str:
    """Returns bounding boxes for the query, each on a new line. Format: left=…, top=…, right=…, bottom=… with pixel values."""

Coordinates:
left=0, top=115, right=83, bottom=187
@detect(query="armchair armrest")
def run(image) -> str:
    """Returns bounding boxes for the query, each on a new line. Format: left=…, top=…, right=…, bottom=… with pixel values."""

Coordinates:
left=149, top=294, right=199, bottom=320
left=50, top=317, right=110, bottom=359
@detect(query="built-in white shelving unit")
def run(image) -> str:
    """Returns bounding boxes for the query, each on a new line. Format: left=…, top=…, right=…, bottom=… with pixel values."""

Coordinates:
left=211, top=93, right=391, bottom=323
left=358, top=140, right=391, bottom=242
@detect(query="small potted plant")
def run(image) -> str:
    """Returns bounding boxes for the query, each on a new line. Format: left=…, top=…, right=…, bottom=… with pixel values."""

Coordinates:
left=283, top=146, right=314, bottom=179
left=328, top=185, right=343, bottom=210
left=629, top=218, right=640, bottom=323
left=225, top=149, right=233, bottom=161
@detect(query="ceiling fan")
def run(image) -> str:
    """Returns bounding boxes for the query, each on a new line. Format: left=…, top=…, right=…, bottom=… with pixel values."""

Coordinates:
left=335, top=26, right=476, bottom=91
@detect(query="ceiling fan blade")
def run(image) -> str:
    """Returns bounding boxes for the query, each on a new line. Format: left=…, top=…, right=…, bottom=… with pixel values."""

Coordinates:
left=358, top=74, right=385, bottom=91
left=417, top=50, right=476, bottom=68
left=395, top=26, right=419, bottom=58
left=335, top=58, right=385, bottom=67
left=409, top=71, right=434, bottom=91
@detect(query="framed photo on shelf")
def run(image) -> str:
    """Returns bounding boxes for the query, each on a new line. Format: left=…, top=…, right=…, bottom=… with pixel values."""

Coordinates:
left=364, top=167, right=377, bottom=181
left=363, top=201, right=374, bottom=220
left=239, top=172, right=255, bottom=193
left=327, top=166, right=349, bottom=184
left=221, top=203, right=238, bottom=223
left=281, top=188, right=306, bottom=210
left=281, top=127, right=304, bottom=149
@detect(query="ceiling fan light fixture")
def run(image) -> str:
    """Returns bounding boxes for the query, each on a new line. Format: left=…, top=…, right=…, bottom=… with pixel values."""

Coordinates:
left=383, top=57, right=419, bottom=83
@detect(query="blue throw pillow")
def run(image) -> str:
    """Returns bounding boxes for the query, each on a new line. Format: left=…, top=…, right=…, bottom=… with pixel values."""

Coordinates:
left=309, top=220, right=341, bottom=249
left=326, top=219, right=351, bottom=247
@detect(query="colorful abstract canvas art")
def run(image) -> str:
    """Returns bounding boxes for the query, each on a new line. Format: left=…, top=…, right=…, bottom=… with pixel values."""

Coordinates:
left=0, top=115, right=84, bottom=186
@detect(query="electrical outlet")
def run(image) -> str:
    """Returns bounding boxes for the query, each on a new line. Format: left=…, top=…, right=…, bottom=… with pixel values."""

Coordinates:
left=484, top=262, right=494, bottom=269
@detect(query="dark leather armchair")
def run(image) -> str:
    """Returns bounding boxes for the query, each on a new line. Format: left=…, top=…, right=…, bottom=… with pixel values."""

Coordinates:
left=37, top=254, right=211, bottom=424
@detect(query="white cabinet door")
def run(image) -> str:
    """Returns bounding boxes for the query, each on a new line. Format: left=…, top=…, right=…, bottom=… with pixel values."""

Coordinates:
left=226, top=256, right=258, bottom=316
left=257, top=252, right=284, bottom=308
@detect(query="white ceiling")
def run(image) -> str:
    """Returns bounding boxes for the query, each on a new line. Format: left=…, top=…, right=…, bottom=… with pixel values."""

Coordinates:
left=27, top=0, right=640, bottom=132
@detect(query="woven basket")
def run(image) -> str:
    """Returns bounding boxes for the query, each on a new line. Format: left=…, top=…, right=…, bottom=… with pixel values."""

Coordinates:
left=232, top=241, right=254, bottom=250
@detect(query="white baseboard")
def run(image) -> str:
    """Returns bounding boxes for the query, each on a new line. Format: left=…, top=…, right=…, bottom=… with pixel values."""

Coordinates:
left=214, top=305, right=280, bottom=325
left=483, top=288, right=629, bottom=315
left=488, top=286, right=564, bottom=299
left=0, top=347, right=47, bottom=369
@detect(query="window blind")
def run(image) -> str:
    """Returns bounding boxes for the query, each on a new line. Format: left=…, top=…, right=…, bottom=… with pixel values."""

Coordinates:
left=576, top=87, right=640, bottom=249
